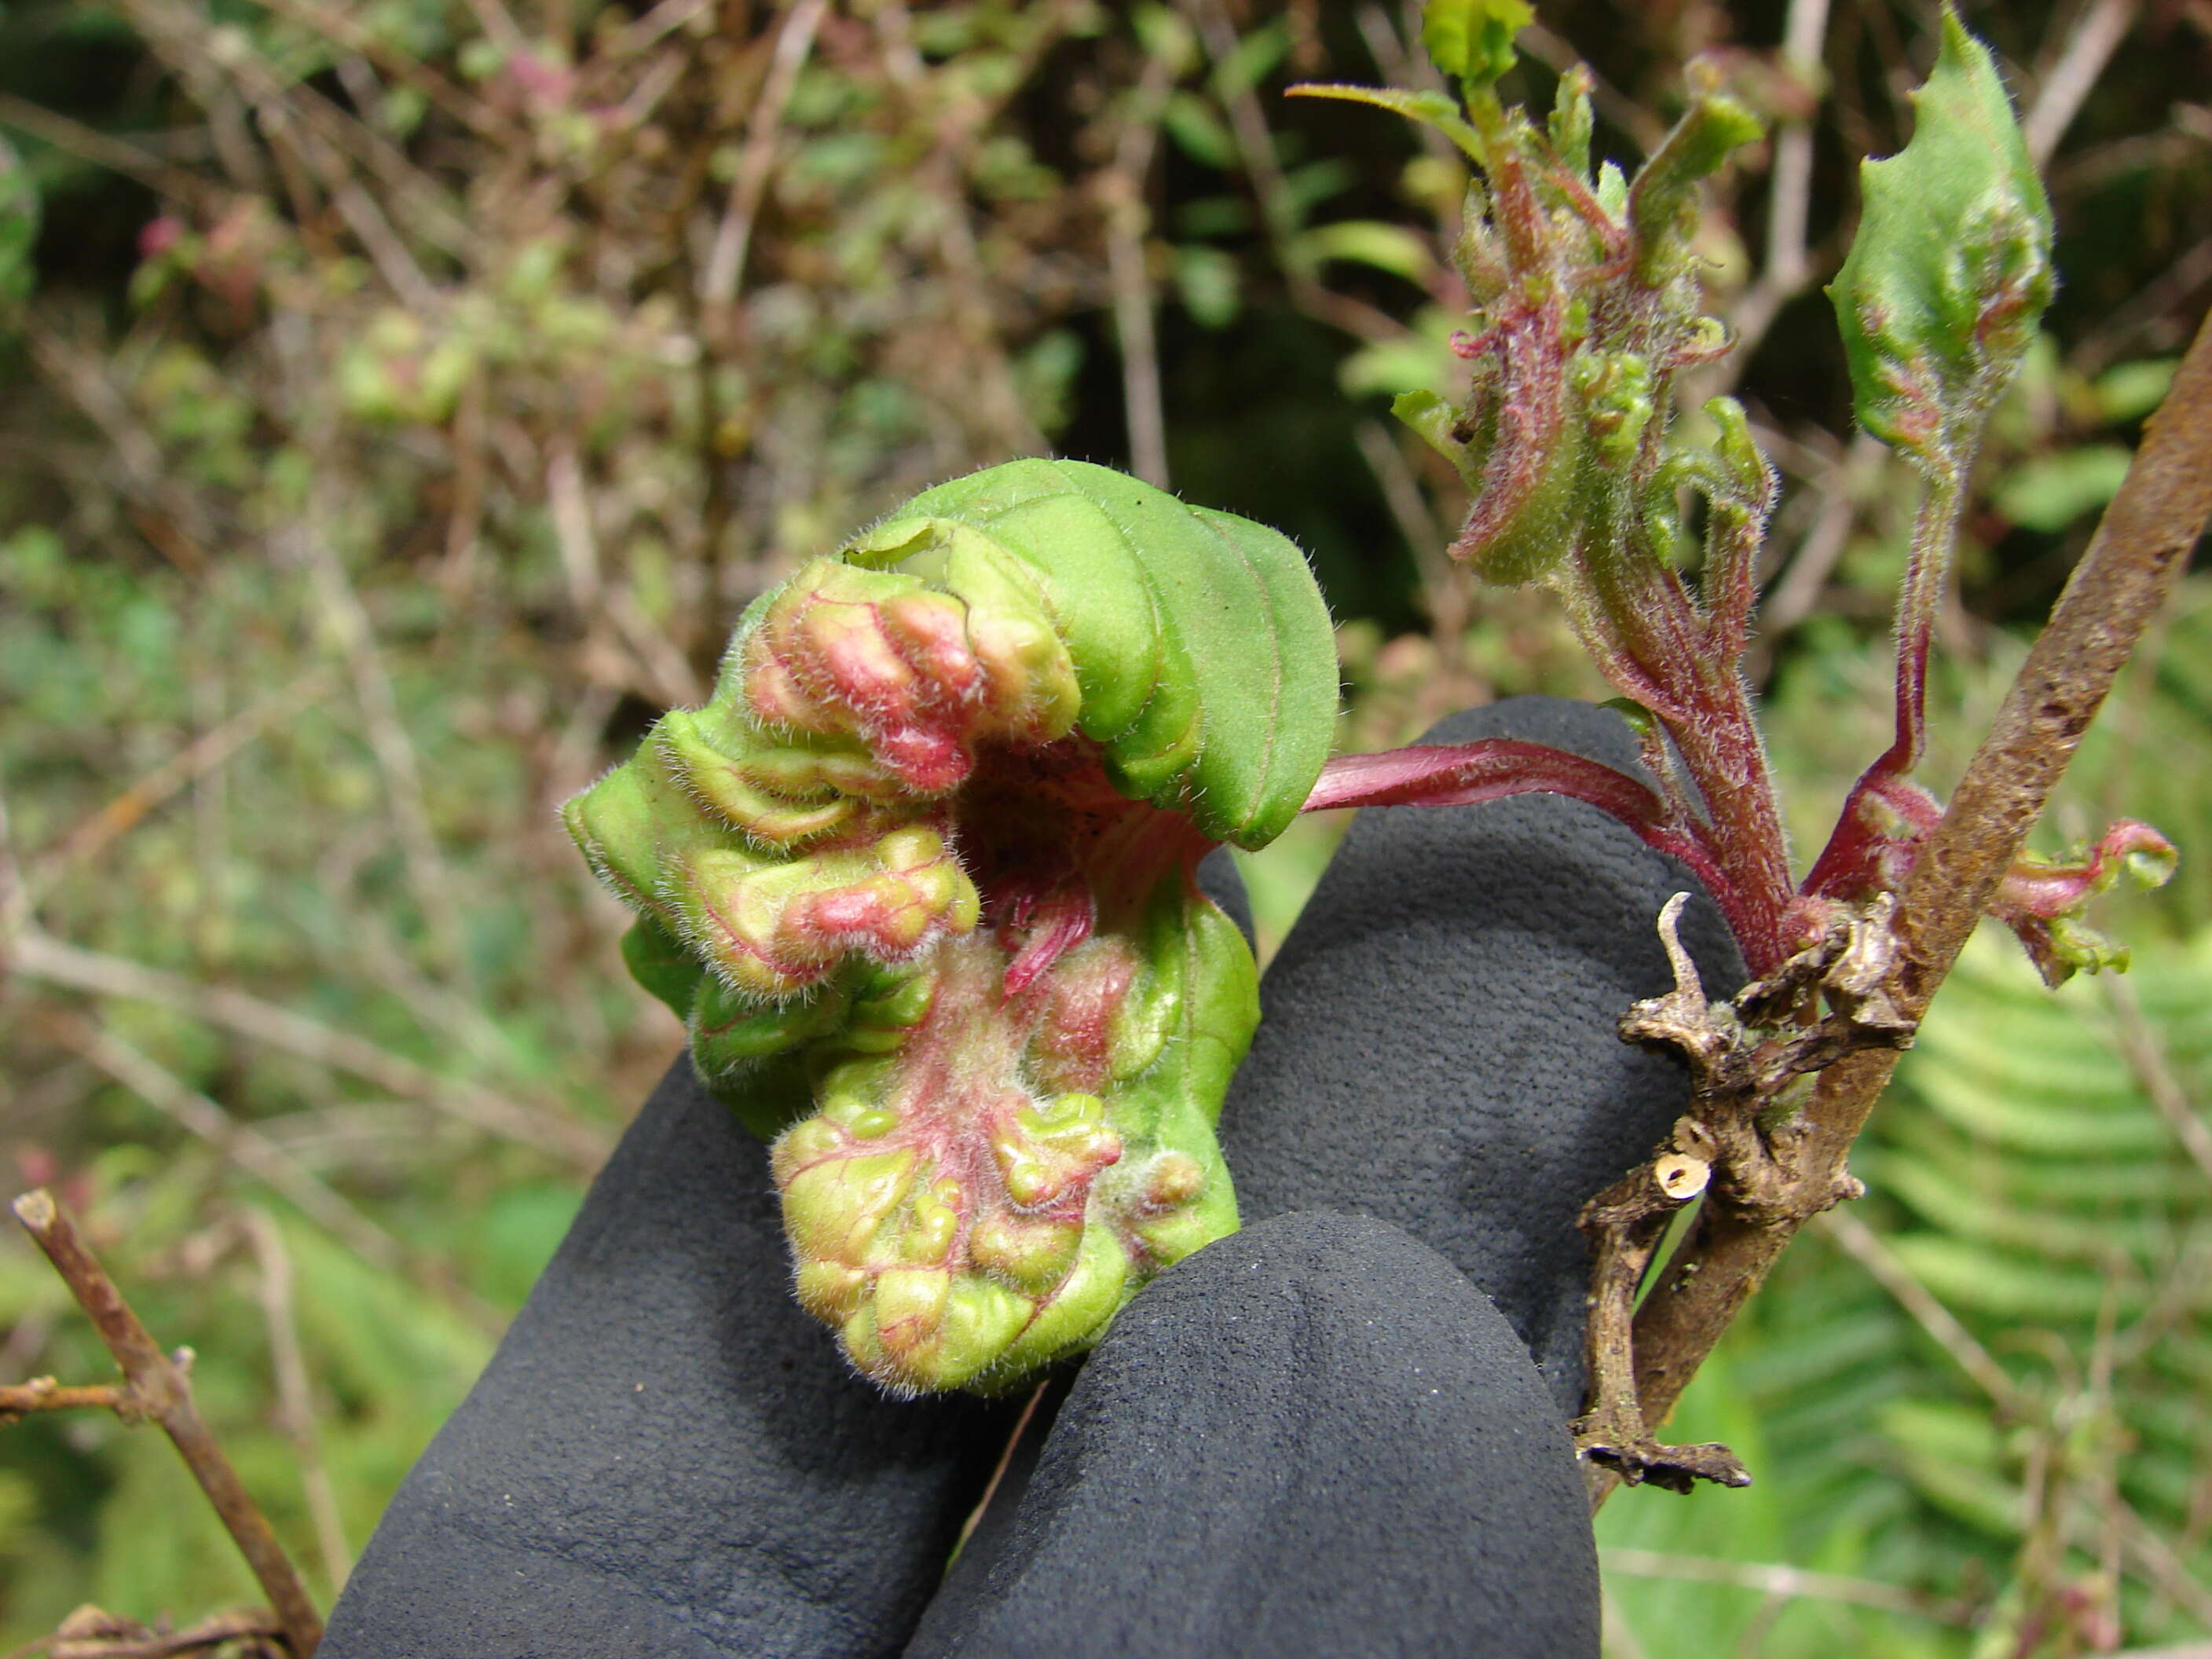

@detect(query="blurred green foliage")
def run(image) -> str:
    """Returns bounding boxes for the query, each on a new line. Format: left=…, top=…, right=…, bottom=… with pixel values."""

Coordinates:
left=1, top=0, right=2208, bottom=1652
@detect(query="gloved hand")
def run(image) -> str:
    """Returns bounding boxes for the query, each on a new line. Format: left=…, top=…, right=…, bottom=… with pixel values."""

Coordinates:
left=319, top=697, right=1741, bottom=1658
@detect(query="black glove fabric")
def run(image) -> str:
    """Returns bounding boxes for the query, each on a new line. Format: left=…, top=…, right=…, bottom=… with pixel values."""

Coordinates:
left=320, top=697, right=1741, bottom=1658
left=1221, top=696, right=1743, bottom=1413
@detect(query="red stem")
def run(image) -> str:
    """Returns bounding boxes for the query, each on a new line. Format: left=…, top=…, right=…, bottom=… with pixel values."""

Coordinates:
left=1573, top=551, right=1794, bottom=970
left=1804, top=466, right=1965, bottom=899
left=1304, top=738, right=1767, bottom=954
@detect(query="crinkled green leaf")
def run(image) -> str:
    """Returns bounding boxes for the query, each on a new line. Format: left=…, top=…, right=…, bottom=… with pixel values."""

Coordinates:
left=866, top=458, right=1338, bottom=849
left=1420, top=0, right=1533, bottom=90
left=565, top=460, right=1336, bottom=1393
left=1828, top=8, right=2053, bottom=455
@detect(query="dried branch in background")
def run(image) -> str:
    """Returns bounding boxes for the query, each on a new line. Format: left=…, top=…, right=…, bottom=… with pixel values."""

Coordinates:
left=35, top=1009, right=403, bottom=1273
left=9, top=929, right=610, bottom=1170
left=240, top=1212, right=351, bottom=1592
left=9, top=1190, right=321, bottom=1656
left=2023, top=0, right=2140, bottom=167
left=5, top=1603, right=289, bottom=1659
left=1103, top=50, right=1180, bottom=489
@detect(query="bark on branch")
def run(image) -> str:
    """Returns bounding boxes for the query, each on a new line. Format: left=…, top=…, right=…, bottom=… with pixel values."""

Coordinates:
left=0, top=1378, right=133, bottom=1423
left=9, top=1190, right=324, bottom=1656
left=36, top=1604, right=288, bottom=1659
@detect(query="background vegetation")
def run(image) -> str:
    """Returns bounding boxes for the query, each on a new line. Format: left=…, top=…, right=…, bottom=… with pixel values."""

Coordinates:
left=0, top=1, right=2207, bottom=1653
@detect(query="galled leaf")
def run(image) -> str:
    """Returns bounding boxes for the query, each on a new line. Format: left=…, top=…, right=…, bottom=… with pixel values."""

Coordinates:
left=1828, top=7, right=2053, bottom=461
left=566, top=460, right=1335, bottom=1393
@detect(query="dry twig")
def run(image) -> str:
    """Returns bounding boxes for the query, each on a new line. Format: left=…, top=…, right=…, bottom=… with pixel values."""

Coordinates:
left=1701, top=0, right=1832, bottom=394
left=2023, top=0, right=2140, bottom=167
left=16, top=1603, right=289, bottom=1659
left=700, top=0, right=831, bottom=315
left=242, top=1210, right=352, bottom=1590
left=35, top=1009, right=403, bottom=1273
left=1102, top=52, right=1179, bottom=489
left=1599, top=1547, right=1972, bottom=1623
left=7, top=928, right=610, bottom=1170
left=24, top=668, right=338, bottom=899
left=9, top=1190, right=323, bottom=1656
left=0, top=1379, right=131, bottom=1423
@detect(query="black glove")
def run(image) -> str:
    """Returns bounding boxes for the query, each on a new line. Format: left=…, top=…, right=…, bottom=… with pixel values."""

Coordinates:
left=320, top=697, right=1741, bottom=1658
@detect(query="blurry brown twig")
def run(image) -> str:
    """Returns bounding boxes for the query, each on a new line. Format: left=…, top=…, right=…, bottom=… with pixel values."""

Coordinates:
left=2023, top=0, right=2140, bottom=167
left=1817, top=1207, right=2031, bottom=1414
left=1757, top=430, right=1886, bottom=648
left=35, top=1008, right=404, bottom=1273
left=2072, top=234, right=2212, bottom=379
left=8, top=1604, right=289, bottom=1659
left=1701, top=0, right=1832, bottom=397
left=7, top=930, right=610, bottom=1169
left=0, top=788, right=27, bottom=948
left=1102, top=49, right=1179, bottom=489
left=547, top=440, right=702, bottom=709
left=241, top=1210, right=351, bottom=1591
left=122, top=0, right=474, bottom=262
left=25, top=667, right=337, bottom=899
left=24, top=326, right=224, bottom=554
left=242, top=0, right=501, bottom=141
left=700, top=0, right=831, bottom=317
left=1599, top=1547, right=1972, bottom=1624
left=287, top=515, right=469, bottom=987
left=578, top=0, right=716, bottom=93
left=0, top=93, right=223, bottom=212
left=2104, top=972, right=2212, bottom=1188
left=9, top=1189, right=323, bottom=1656
left=1355, top=420, right=1478, bottom=687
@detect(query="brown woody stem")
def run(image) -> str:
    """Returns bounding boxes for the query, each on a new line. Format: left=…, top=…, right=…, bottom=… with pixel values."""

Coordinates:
left=9, top=1189, right=324, bottom=1656
left=1605, top=303, right=2212, bottom=1504
left=0, top=1378, right=133, bottom=1423
left=1572, top=1122, right=1749, bottom=1497
left=31, top=1604, right=287, bottom=1658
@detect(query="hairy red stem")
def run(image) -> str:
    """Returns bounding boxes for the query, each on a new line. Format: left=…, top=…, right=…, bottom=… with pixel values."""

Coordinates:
left=1305, top=739, right=1765, bottom=950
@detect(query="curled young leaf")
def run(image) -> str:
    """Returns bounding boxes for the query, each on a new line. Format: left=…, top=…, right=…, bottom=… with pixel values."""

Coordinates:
left=566, top=460, right=1338, bottom=1393
left=1828, top=7, right=2053, bottom=465
left=1990, top=819, right=2178, bottom=987
left=1421, top=0, right=1534, bottom=90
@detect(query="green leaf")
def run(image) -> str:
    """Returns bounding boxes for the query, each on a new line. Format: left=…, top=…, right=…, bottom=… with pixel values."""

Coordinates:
left=1392, top=386, right=1478, bottom=470
left=1174, top=244, right=1242, bottom=328
left=1419, top=0, right=1533, bottom=90
left=1992, top=443, right=2133, bottom=531
left=1828, top=7, right=2053, bottom=460
left=1285, top=83, right=1486, bottom=165
left=2093, top=357, right=2176, bottom=423
left=1337, top=330, right=1454, bottom=399
left=882, top=459, right=1339, bottom=848
left=562, top=460, right=1338, bottom=1394
left=1162, top=90, right=1238, bottom=169
left=1208, top=16, right=1289, bottom=99
left=1627, top=84, right=1764, bottom=286
left=1290, top=219, right=1437, bottom=284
